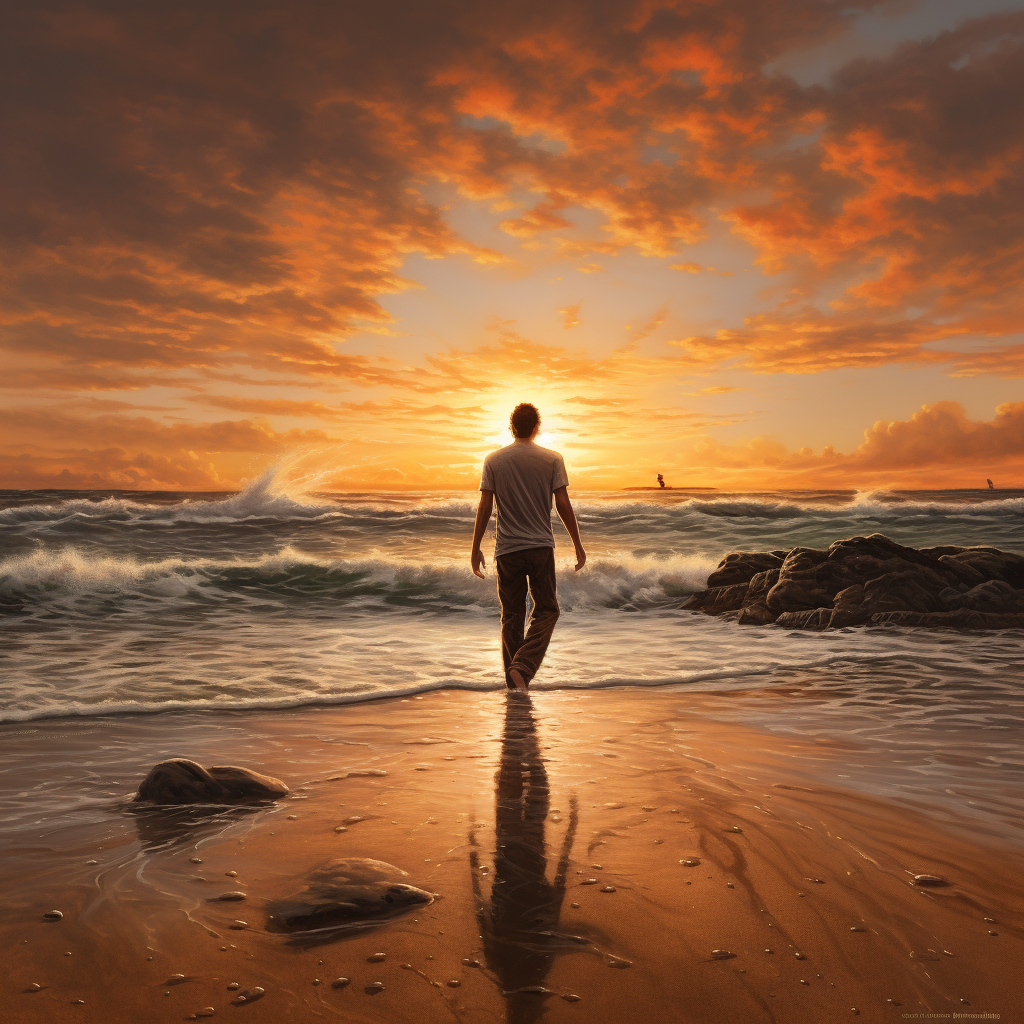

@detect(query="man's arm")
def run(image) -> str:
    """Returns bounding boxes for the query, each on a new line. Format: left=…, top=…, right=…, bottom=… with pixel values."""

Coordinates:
left=471, top=490, right=494, bottom=578
left=554, top=486, right=586, bottom=572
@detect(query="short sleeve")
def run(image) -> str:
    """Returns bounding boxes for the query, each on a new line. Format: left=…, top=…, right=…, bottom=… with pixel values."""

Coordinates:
left=480, top=456, right=495, bottom=492
left=552, top=454, right=569, bottom=491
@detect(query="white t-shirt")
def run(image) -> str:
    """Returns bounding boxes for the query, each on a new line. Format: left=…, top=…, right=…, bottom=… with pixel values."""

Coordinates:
left=480, top=443, right=569, bottom=557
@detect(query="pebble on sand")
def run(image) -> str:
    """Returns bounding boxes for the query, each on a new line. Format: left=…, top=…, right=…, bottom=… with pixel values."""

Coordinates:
left=680, top=858, right=701, bottom=867
left=230, top=921, right=249, bottom=929
left=600, top=886, right=617, bottom=893
left=366, top=982, right=385, bottom=992
left=86, top=859, right=98, bottom=864
left=225, top=871, right=237, bottom=877
left=210, top=891, right=247, bottom=901
left=367, top=952, right=387, bottom=963
left=334, top=826, right=348, bottom=832
left=581, top=878, right=599, bottom=885
left=794, top=953, right=806, bottom=960
left=912, top=874, right=949, bottom=887
left=710, top=950, right=736, bottom=960
left=331, top=978, right=350, bottom=988
left=27, top=983, right=43, bottom=992
left=850, top=926, right=866, bottom=932
left=190, top=857, right=202, bottom=864
left=231, top=987, right=265, bottom=1005
left=344, top=816, right=365, bottom=824
left=227, top=983, right=240, bottom=991
left=607, top=959, right=631, bottom=969
left=42, top=911, right=63, bottom=921
left=725, top=826, right=743, bottom=833
left=447, top=980, right=461, bottom=988
left=563, top=994, right=582, bottom=1002
left=166, top=974, right=188, bottom=984
left=196, top=1008, right=215, bottom=1017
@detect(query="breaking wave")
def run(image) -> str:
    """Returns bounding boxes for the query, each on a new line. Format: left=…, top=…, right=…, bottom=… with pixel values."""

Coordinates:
left=0, top=546, right=717, bottom=615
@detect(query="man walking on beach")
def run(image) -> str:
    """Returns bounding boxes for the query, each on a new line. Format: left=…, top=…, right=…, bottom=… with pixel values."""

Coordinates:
left=471, top=404, right=586, bottom=692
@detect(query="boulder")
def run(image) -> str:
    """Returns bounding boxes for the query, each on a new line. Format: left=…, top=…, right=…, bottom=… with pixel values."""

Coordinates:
left=682, top=583, right=748, bottom=614
left=135, top=758, right=289, bottom=805
left=682, top=534, right=1024, bottom=631
left=706, top=552, right=784, bottom=588
left=942, top=579, right=1024, bottom=612
left=765, top=548, right=841, bottom=614
left=265, top=858, right=434, bottom=933
left=944, top=548, right=1024, bottom=589
left=775, top=608, right=832, bottom=630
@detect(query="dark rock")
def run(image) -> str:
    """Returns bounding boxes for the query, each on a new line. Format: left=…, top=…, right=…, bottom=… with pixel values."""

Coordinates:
left=737, top=601, right=776, bottom=625
left=942, top=579, right=1024, bottom=612
left=686, top=534, right=1024, bottom=631
left=936, top=555, right=987, bottom=588
left=134, top=759, right=289, bottom=805
left=706, top=552, right=784, bottom=588
left=766, top=548, right=837, bottom=614
left=682, top=583, right=748, bottom=614
left=945, top=548, right=1024, bottom=589
left=775, top=608, right=832, bottom=630
left=265, top=858, right=434, bottom=934
left=747, top=568, right=780, bottom=604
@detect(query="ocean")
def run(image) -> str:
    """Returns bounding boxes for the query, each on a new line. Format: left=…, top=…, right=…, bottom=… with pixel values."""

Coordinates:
left=2, top=475, right=1022, bottom=836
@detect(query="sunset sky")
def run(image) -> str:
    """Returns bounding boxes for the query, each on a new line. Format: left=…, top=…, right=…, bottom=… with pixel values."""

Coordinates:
left=3, top=0, right=1022, bottom=492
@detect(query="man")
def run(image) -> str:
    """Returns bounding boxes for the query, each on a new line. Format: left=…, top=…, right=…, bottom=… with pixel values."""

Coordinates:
left=471, top=403, right=586, bottom=692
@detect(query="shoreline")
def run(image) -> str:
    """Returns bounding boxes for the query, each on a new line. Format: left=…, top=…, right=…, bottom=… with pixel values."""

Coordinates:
left=3, top=688, right=1021, bottom=1023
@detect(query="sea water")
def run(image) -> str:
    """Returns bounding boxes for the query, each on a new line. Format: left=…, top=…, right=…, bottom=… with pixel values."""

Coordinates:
left=1, top=475, right=1022, bottom=835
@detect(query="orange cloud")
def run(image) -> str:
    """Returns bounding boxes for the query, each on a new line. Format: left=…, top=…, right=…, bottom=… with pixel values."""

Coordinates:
left=671, top=401, right=1023, bottom=488
left=3, top=1, right=1021, bottom=489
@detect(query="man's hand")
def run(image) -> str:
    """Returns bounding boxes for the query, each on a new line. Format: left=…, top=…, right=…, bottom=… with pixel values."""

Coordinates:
left=471, top=547, right=486, bottom=579
left=471, top=490, right=494, bottom=579
left=554, top=487, right=586, bottom=573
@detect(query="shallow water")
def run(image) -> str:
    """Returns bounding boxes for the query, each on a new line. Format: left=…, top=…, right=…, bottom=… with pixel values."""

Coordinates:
left=1, top=476, right=1022, bottom=834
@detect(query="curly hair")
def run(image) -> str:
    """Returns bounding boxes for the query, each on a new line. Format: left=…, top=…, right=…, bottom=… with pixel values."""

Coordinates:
left=510, top=403, right=540, bottom=439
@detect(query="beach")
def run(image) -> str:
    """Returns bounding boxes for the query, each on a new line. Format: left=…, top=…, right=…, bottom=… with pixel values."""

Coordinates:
left=3, top=687, right=1022, bottom=1024
left=2, top=484, right=1023, bottom=1022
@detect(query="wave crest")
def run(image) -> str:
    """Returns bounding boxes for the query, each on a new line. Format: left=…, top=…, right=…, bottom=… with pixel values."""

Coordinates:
left=0, top=546, right=718, bottom=614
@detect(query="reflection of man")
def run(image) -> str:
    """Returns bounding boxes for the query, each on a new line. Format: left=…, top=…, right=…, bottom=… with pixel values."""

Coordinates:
left=471, top=404, right=586, bottom=692
left=469, top=695, right=577, bottom=1024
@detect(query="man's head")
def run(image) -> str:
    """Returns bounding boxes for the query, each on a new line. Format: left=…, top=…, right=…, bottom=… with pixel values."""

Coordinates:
left=510, top=403, right=540, bottom=439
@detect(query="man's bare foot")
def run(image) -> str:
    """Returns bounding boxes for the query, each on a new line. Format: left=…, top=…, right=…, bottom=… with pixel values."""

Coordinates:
left=508, top=668, right=528, bottom=692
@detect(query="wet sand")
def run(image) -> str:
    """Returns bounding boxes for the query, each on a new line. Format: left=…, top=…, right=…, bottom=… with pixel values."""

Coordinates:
left=2, top=688, right=1022, bottom=1023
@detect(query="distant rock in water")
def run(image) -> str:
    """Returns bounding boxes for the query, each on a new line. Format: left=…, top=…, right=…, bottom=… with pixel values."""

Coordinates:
left=683, top=534, right=1024, bottom=630
left=265, top=858, right=435, bottom=934
left=134, top=758, right=289, bottom=804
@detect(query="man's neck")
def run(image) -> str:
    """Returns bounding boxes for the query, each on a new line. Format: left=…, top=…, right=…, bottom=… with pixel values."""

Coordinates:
left=513, top=436, right=536, bottom=445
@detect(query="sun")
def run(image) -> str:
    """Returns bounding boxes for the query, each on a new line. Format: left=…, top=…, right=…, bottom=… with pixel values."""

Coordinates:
left=482, top=392, right=568, bottom=450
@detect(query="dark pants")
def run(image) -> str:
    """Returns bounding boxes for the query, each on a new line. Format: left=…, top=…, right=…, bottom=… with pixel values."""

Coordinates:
left=496, top=546, right=560, bottom=687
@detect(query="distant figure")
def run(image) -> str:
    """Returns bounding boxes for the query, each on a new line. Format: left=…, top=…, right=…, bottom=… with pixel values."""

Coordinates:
left=657, top=474, right=666, bottom=488
left=471, top=404, right=586, bottom=692
left=988, top=479, right=995, bottom=490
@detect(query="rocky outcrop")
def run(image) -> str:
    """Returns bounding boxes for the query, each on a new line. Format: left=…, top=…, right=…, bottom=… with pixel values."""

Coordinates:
left=134, top=758, right=289, bottom=804
left=265, top=858, right=435, bottom=933
left=683, top=535, right=1024, bottom=630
